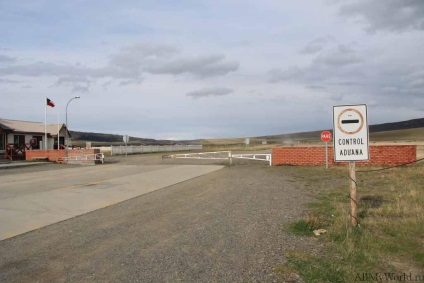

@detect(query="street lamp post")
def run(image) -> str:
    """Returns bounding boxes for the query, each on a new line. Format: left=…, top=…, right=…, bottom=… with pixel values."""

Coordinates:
left=65, top=96, right=80, bottom=157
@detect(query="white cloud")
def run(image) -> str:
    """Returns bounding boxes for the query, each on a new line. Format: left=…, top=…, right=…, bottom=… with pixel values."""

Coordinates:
left=300, top=36, right=333, bottom=54
left=0, top=43, right=240, bottom=92
left=269, top=44, right=364, bottom=84
left=187, top=87, right=233, bottom=99
left=339, top=0, right=424, bottom=32
left=0, top=55, right=16, bottom=64
left=0, top=78, right=20, bottom=84
left=313, top=45, right=362, bottom=67
left=146, top=55, right=239, bottom=77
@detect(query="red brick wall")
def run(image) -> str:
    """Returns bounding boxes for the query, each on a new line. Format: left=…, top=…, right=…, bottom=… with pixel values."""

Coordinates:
left=272, top=145, right=417, bottom=166
left=26, top=149, right=100, bottom=163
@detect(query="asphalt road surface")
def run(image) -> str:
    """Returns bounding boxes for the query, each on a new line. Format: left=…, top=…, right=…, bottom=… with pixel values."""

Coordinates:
left=0, top=153, right=316, bottom=282
left=0, top=162, right=223, bottom=240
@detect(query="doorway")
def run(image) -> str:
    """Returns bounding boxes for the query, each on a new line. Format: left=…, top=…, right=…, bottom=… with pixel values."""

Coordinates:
left=0, top=134, right=5, bottom=154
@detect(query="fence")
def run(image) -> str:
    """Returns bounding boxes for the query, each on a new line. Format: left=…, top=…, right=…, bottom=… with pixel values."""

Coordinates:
left=58, top=153, right=105, bottom=165
left=163, top=151, right=272, bottom=166
left=91, top=146, right=112, bottom=152
left=110, top=145, right=203, bottom=155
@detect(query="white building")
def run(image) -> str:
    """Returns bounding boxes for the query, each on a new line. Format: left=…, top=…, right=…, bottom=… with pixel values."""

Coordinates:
left=0, top=119, right=69, bottom=156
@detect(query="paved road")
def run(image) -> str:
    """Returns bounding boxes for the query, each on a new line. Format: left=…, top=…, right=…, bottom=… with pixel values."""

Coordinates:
left=0, top=154, right=316, bottom=282
left=0, top=162, right=223, bottom=240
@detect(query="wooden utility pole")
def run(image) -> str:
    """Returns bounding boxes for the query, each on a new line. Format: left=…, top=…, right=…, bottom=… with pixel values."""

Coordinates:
left=349, top=162, right=358, bottom=226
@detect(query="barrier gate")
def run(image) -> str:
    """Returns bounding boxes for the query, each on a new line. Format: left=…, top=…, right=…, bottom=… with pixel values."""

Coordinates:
left=163, top=151, right=272, bottom=166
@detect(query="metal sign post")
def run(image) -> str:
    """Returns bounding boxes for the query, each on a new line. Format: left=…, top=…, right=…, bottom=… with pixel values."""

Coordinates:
left=321, top=131, right=332, bottom=169
left=349, top=161, right=358, bottom=226
left=326, top=142, right=329, bottom=169
left=333, top=104, right=369, bottom=227
left=123, top=135, right=129, bottom=157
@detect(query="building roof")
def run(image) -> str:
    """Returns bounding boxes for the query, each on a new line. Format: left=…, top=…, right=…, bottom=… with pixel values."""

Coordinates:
left=0, top=119, right=68, bottom=136
left=0, top=121, right=14, bottom=131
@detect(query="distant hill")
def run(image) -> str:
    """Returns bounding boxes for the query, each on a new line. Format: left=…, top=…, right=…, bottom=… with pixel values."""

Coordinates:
left=254, top=118, right=424, bottom=144
left=369, top=118, right=424, bottom=132
left=71, top=117, right=424, bottom=145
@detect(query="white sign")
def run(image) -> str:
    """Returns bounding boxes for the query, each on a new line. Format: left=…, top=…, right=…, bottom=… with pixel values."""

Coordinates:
left=123, top=135, right=129, bottom=143
left=333, top=104, right=369, bottom=162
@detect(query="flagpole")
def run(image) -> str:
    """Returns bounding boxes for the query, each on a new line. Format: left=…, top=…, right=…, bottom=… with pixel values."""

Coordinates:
left=57, top=106, right=60, bottom=150
left=45, top=96, right=47, bottom=150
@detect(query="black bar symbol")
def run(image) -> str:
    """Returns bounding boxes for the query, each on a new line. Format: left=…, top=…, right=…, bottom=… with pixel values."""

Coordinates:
left=341, top=119, right=359, bottom=124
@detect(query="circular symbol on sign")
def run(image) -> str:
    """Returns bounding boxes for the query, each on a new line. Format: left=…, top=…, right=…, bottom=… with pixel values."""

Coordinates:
left=337, top=108, right=364, bottom=135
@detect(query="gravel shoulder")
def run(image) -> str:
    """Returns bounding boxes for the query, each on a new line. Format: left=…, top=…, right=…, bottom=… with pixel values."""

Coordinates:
left=0, top=155, right=318, bottom=282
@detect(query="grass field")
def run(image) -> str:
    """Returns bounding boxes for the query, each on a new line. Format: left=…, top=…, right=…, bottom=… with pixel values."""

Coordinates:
left=370, top=128, right=424, bottom=142
left=275, top=162, right=424, bottom=282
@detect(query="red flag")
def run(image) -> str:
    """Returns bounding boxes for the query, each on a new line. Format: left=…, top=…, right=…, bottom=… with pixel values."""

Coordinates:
left=47, top=98, right=55, bottom=107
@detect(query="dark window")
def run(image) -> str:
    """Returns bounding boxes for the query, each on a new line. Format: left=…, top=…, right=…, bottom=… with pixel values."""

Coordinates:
left=32, top=136, right=43, bottom=149
left=14, top=135, right=25, bottom=145
left=0, top=134, right=4, bottom=150
left=54, top=137, right=65, bottom=150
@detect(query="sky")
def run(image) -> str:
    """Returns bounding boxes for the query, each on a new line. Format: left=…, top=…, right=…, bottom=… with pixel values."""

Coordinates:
left=0, top=0, right=423, bottom=140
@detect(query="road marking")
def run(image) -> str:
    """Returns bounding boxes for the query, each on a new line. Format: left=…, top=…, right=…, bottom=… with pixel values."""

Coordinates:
left=59, top=178, right=116, bottom=190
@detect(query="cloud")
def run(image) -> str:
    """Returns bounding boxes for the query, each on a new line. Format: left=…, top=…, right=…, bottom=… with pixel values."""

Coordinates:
left=146, top=55, right=239, bottom=77
left=187, top=87, right=233, bottom=99
left=269, top=44, right=364, bottom=84
left=339, top=0, right=424, bottom=32
left=0, top=78, right=20, bottom=84
left=313, top=45, right=362, bottom=67
left=109, top=43, right=239, bottom=78
left=307, top=85, right=327, bottom=91
left=330, top=94, right=344, bottom=102
left=300, top=36, right=333, bottom=54
left=102, top=80, right=113, bottom=90
left=270, top=36, right=424, bottom=106
left=0, top=43, right=240, bottom=92
left=53, top=75, right=92, bottom=93
left=0, top=55, right=16, bottom=64
left=108, top=43, right=179, bottom=72
left=404, top=76, right=424, bottom=94
left=71, top=85, right=89, bottom=93
left=119, top=79, right=142, bottom=86
left=269, top=66, right=305, bottom=83
left=56, top=76, right=91, bottom=85
left=378, top=68, right=424, bottom=96
left=0, top=62, right=93, bottom=77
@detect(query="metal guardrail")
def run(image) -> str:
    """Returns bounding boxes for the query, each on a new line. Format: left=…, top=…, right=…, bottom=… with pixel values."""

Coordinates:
left=163, top=151, right=232, bottom=160
left=111, top=145, right=203, bottom=155
left=163, top=151, right=272, bottom=166
left=58, top=153, right=104, bottom=164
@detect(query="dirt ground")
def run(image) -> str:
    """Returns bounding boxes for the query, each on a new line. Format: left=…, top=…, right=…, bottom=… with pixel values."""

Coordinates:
left=0, top=154, right=319, bottom=282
